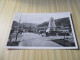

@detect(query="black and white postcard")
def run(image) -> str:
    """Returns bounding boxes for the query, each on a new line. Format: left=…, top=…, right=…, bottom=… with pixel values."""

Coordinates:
left=6, top=12, right=78, bottom=49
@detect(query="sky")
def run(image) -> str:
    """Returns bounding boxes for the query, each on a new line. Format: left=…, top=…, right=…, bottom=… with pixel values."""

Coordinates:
left=13, top=12, right=70, bottom=24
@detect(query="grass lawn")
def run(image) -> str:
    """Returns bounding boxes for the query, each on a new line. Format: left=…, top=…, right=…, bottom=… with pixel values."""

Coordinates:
left=51, top=39, right=75, bottom=47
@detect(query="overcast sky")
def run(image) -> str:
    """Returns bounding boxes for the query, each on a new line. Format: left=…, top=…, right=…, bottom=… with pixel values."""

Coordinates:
left=13, top=12, right=70, bottom=24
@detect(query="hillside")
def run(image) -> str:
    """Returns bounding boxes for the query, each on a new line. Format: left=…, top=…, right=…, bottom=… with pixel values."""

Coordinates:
left=12, top=21, right=18, bottom=26
left=37, top=21, right=48, bottom=27
left=22, top=23, right=38, bottom=27
left=37, top=17, right=71, bottom=28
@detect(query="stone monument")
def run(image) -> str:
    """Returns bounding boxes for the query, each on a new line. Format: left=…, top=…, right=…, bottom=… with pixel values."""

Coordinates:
left=46, top=17, right=56, bottom=33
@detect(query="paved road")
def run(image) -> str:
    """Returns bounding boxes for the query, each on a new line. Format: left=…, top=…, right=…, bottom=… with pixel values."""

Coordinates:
left=18, top=32, right=62, bottom=47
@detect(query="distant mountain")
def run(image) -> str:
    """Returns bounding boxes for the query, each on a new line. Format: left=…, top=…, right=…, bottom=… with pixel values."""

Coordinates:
left=22, top=23, right=38, bottom=27
left=12, top=21, right=38, bottom=28
left=37, top=17, right=71, bottom=28
left=55, top=17, right=70, bottom=27
left=37, top=21, right=49, bottom=27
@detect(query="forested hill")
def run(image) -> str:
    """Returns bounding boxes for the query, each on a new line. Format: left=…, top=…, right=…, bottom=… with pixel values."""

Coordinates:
left=37, top=17, right=71, bottom=27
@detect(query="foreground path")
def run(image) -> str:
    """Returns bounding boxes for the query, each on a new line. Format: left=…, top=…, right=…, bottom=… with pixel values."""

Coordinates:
left=19, top=32, right=62, bottom=47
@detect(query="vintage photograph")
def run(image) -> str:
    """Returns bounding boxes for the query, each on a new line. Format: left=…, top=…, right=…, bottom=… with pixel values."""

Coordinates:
left=6, top=12, right=78, bottom=49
